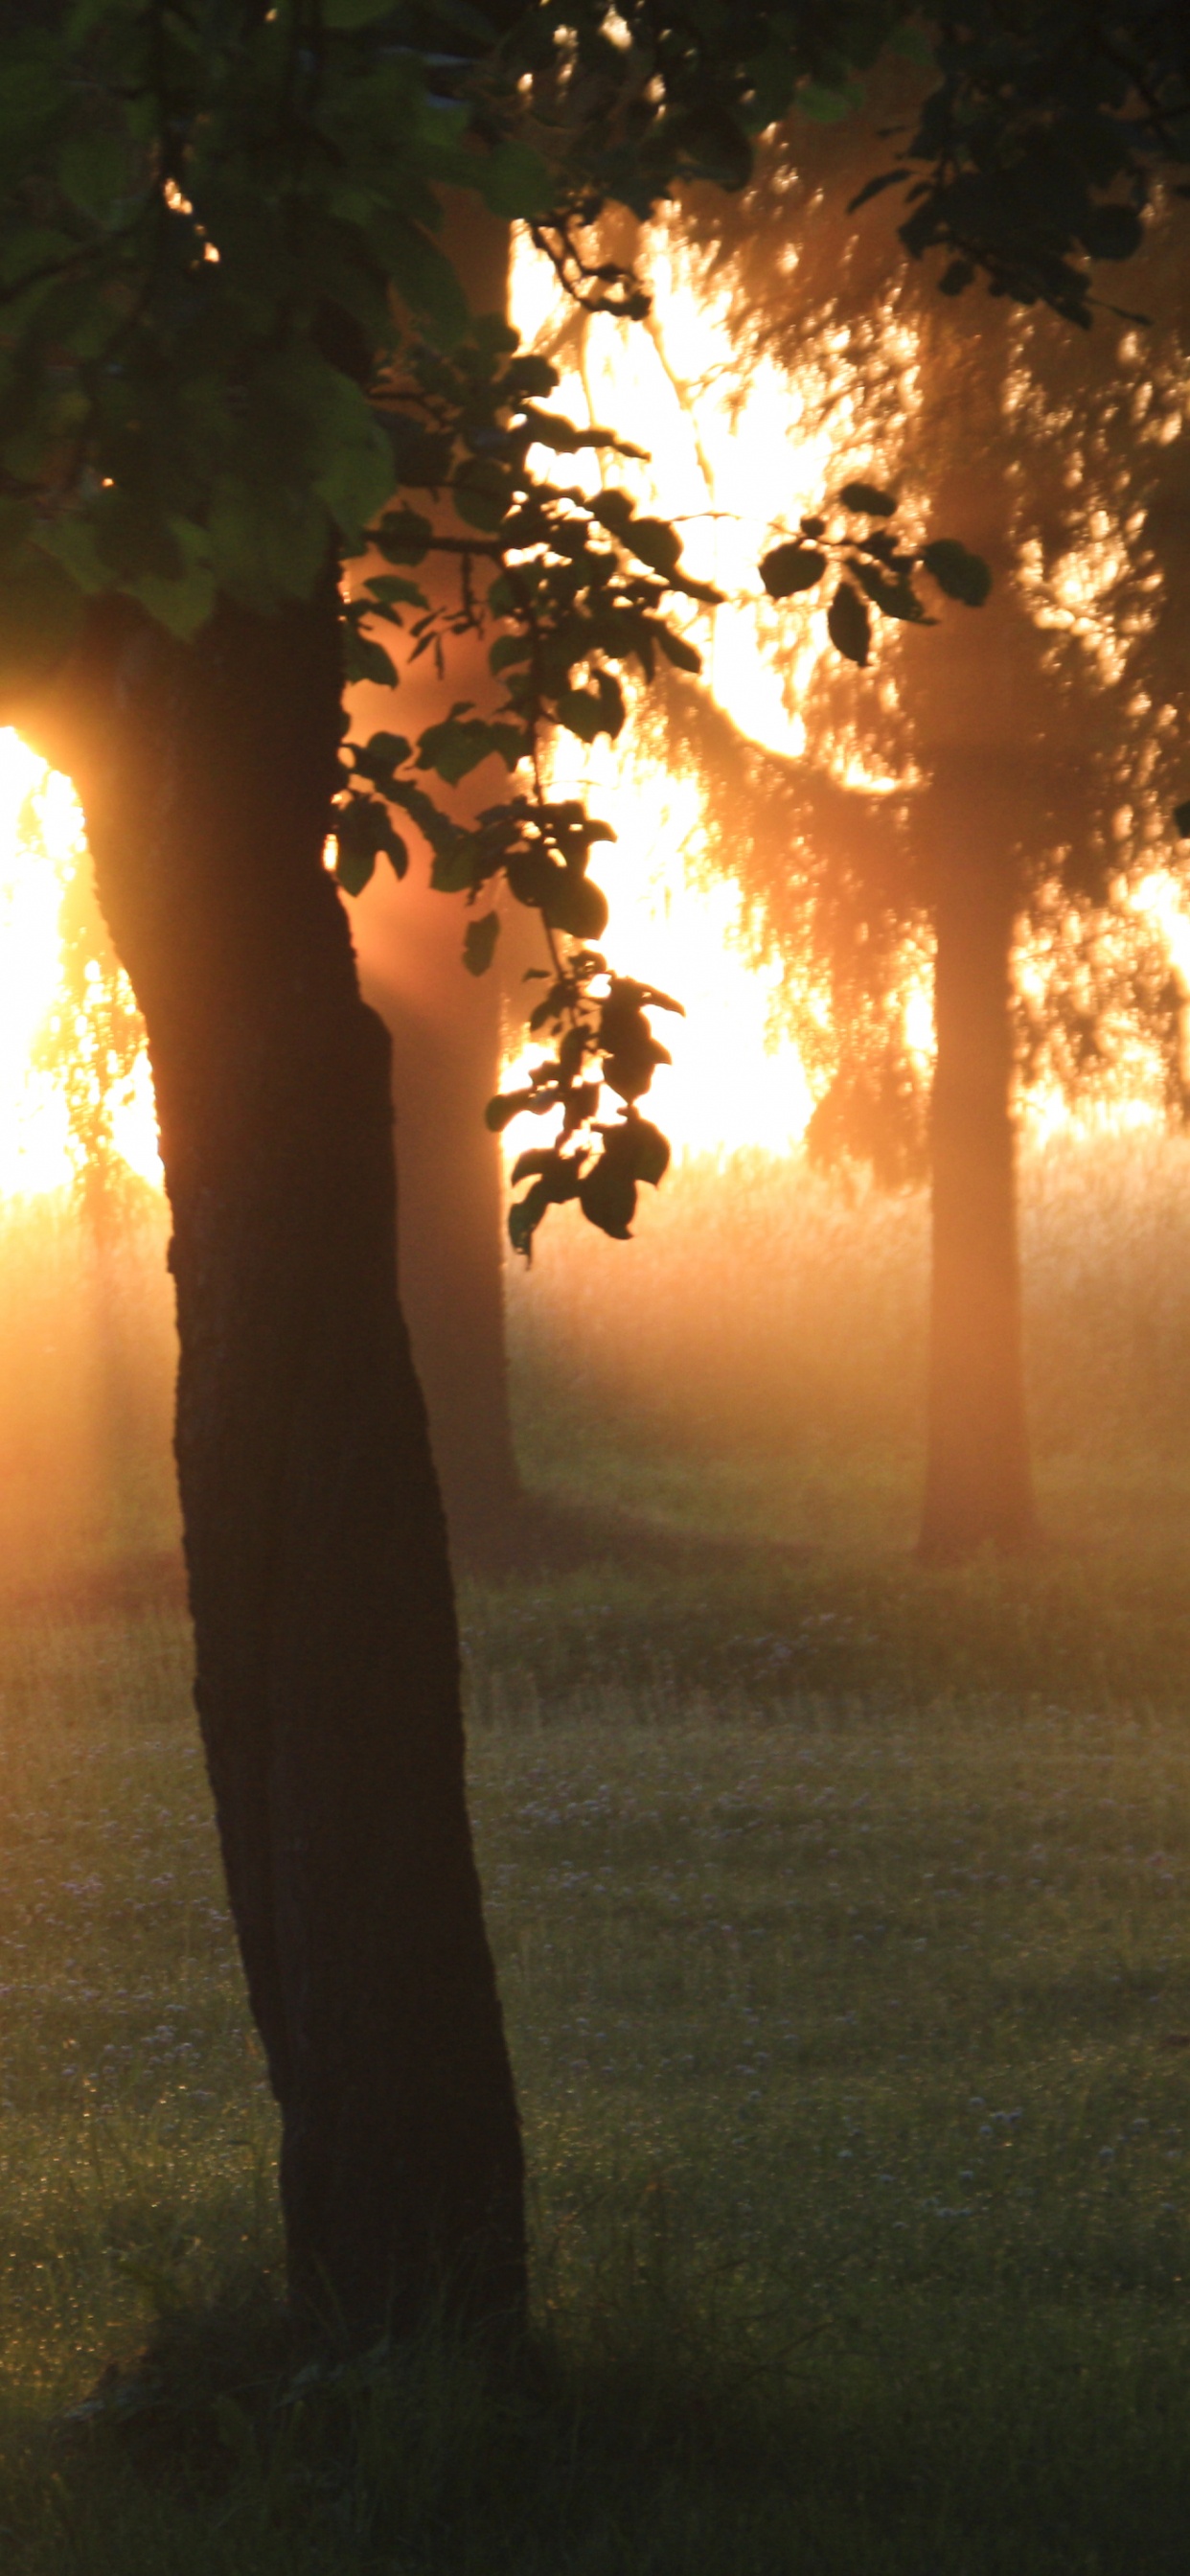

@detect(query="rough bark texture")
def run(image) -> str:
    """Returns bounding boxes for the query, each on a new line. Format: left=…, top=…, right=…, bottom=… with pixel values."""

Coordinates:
left=27, top=587, right=526, bottom=2344
left=918, top=790, right=1037, bottom=1560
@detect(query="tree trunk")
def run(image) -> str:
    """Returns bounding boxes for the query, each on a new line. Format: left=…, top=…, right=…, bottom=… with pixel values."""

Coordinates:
left=918, top=800, right=1037, bottom=1561
left=28, top=587, right=525, bottom=2344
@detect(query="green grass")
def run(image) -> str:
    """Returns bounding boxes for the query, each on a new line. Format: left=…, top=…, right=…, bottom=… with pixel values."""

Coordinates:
left=4, top=1140, right=1190, bottom=2564
left=4, top=1542, right=1190, bottom=2568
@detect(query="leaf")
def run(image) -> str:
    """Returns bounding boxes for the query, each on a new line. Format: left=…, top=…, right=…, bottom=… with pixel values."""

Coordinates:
left=334, top=794, right=407, bottom=891
left=652, top=624, right=702, bottom=675
left=578, top=1148, right=637, bottom=1240
left=343, top=628, right=399, bottom=687
left=477, top=139, right=555, bottom=220
left=57, top=129, right=129, bottom=218
left=348, top=729, right=412, bottom=789
left=760, top=541, right=827, bottom=599
left=463, top=911, right=500, bottom=977
left=852, top=559, right=927, bottom=624
left=1079, top=202, right=1143, bottom=263
left=623, top=517, right=683, bottom=579
left=1175, top=801, right=1190, bottom=840
left=921, top=539, right=992, bottom=608
left=798, top=80, right=859, bottom=126
left=544, top=871, right=609, bottom=941
left=418, top=715, right=523, bottom=785
left=556, top=684, right=616, bottom=746
left=487, top=1087, right=539, bottom=1134
left=837, top=481, right=898, bottom=518
left=827, top=581, right=871, bottom=666
left=624, top=1114, right=670, bottom=1187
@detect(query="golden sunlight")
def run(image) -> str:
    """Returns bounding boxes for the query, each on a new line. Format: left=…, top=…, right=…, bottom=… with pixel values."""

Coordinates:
left=0, top=729, right=161, bottom=1202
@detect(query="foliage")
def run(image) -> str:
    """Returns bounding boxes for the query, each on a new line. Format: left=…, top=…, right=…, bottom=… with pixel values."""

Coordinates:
left=760, top=484, right=991, bottom=664
left=2, top=2, right=1187, bottom=1247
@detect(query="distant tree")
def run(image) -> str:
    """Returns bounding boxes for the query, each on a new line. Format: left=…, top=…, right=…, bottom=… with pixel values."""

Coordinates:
left=593, top=99, right=1190, bottom=1560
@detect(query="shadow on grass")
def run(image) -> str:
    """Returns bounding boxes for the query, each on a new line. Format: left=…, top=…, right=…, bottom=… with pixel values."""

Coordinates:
left=455, top=1488, right=818, bottom=1586
left=7, top=2224, right=1190, bottom=2576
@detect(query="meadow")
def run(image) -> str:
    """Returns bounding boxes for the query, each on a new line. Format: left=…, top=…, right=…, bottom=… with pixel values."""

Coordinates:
left=2, top=1136, right=1190, bottom=2569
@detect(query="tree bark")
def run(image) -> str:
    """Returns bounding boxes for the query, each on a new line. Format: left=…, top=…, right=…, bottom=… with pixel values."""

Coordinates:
left=918, top=792, right=1037, bottom=1561
left=25, top=586, right=526, bottom=2344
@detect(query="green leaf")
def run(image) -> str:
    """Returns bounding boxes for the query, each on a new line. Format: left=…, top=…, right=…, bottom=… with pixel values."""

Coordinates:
left=334, top=794, right=407, bottom=892
left=126, top=517, right=216, bottom=639
left=477, top=140, right=555, bottom=221
left=837, top=481, right=898, bottom=517
left=418, top=714, right=523, bottom=786
left=343, top=628, right=399, bottom=686
left=556, top=684, right=618, bottom=746
left=463, top=911, right=500, bottom=977
left=798, top=79, right=861, bottom=125
left=57, top=129, right=130, bottom=218
left=827, top=581, right=871, bottom=666
left=760, top=541, right=827, bottom=599
left=920, top=539, right=992, bottom=608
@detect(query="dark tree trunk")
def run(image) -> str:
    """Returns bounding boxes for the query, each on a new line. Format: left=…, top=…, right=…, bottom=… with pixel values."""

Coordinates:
left=27, top=586, right=525, bottom=2344
left=918, top=794, right=1037, bottom=1561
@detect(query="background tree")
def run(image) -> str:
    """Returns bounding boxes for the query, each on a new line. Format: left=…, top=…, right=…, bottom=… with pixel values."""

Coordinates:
left=554, top=94, right=1190, bottom=1561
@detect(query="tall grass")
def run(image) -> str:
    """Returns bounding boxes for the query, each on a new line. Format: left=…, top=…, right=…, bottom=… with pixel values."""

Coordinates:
left=0, top=1187, right=176, bottom=1585
left=4, top=1600, right=1190, bottom=2567
left=508, top=1129, right=1190, bottom=1546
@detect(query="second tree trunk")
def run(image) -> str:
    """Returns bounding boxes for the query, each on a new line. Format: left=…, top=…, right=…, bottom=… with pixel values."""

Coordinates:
left=919, top=816, right=1036, bottom=1561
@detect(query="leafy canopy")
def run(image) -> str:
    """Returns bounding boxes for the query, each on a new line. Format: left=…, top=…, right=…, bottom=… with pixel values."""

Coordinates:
left=2, top=0, right=1185, bottom=1247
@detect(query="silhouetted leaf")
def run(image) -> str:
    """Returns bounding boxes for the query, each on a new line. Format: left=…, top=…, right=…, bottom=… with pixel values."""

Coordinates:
left=418, top=714, right=523, bottom=785
left=760, top=541, right=827, bottom=599
left=921, top=539, right=992, bottom=607
left=852, top=560, right=927, bottom=622
left=827, top=581, right=871, bottom=665
left=463, top=912, right=500, bottom=977
left=1175, top=800, right=1190, bottom=840
left=578, top=1151, right=637, bottom=1240
left=837, top=481, right=898, bottom=517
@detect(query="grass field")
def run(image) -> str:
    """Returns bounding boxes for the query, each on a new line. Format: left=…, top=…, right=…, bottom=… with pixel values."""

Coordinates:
left=2, top=1138, right=1190, bottom=2568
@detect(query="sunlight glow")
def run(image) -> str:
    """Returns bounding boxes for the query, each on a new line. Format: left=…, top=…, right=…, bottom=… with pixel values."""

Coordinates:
left=0, top=729, right=161, bottom=1203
